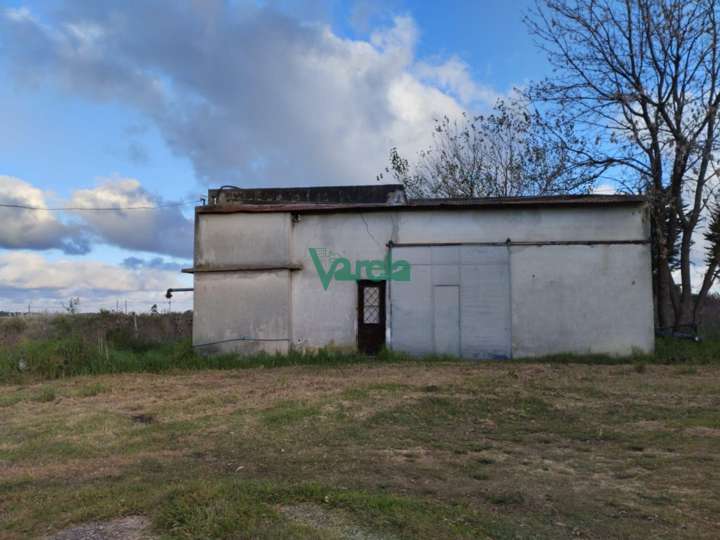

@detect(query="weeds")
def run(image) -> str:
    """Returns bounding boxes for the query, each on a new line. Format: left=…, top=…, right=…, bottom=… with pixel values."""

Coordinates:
left=261, top=401, right=321, bottom=427
left=155, top=480, right=507, bottom=539
left=0, top=340, right=449, bottom=384
left=32, top=386, right=56, bottom=402
left=654, top=336, right=720, bottom=364
left=3, top=334, right=720, bottom=385
left=75, top=383, right=109, bottom=398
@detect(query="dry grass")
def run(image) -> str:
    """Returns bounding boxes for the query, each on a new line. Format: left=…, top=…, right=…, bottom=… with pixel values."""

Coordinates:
left=1, top=362, right=719, bottom=539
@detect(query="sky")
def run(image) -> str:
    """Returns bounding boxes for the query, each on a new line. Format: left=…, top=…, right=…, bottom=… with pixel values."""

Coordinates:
left=0, top=0, right=551, bottom=313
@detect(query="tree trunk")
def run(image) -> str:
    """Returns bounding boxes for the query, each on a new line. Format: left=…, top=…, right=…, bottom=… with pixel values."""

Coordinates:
left=655, top=255, right=675, bottom=330
left=652, top=207, right=675, bottom=330
left=676, top=229, right=695, bottom=327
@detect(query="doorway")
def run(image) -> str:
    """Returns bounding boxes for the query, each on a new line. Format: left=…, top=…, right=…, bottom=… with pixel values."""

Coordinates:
left=357, top=280, right=386, bottom=354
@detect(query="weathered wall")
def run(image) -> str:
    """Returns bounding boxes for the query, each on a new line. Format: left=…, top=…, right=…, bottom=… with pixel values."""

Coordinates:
left=193, top=204, right=654, bottom=357
left=510, top=244, right=654, bottom=357
left=193, top=213, right=292, bottom=354
left=193, top=271, right=290, bottom=355
left=390, top=245, right=512, bottom=359
left=195, top=213, right=290, bottom=267
left=290, top=213, right=394, bottom=350
left=395, top=206, right=646, bottom=243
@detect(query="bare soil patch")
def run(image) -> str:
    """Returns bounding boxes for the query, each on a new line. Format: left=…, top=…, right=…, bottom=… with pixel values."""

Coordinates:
left=47, top=516, right=155, bottom=540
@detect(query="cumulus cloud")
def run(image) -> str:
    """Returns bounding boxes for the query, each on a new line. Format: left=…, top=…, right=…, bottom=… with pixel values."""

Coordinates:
left=0, top=175, right=192, bottom=258
left=0, top=251, right=190, bottom=313
left=0, top=175, right=90, bottom=254
left=0, top=2, right=497, bottom=186
left=122, top=256, right=184, bottom=272
left=415, top=57, right=501, bottom=107
left=69, top=178, right=193, bottom=258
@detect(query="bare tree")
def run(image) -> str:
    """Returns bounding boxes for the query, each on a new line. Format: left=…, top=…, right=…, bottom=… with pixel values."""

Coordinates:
left=64, top=297, right=80, bottom=314
left=379, top=98, right=595, bottom=198
left=527, top=0, right=720, bottom=329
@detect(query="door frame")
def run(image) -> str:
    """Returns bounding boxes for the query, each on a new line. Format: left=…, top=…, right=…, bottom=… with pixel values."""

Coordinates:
left=357, top=279, right=386, bottom=354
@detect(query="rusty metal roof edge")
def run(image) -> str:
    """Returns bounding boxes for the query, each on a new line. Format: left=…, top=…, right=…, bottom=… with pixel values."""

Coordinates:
left=195, top=194, right=647, bottom=215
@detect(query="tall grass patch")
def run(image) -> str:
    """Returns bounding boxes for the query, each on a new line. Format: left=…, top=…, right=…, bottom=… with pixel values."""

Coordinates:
left=0, top=340, right=449, bottom=384
left=3, top=333, right=720, bottom=385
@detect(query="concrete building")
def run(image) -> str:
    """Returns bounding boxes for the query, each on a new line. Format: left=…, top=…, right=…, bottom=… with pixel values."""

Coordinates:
left=185, top=185, right=654, bottom=358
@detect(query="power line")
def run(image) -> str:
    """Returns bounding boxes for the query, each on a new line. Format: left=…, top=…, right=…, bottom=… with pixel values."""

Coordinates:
left=0, top=199, right=202, bottom=212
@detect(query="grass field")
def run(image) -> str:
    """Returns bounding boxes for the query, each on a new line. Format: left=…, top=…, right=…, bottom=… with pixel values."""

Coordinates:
left=1, top=361, right=719, bottom=539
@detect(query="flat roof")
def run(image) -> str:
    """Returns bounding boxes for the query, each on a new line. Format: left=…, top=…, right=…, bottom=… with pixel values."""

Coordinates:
left=196, top=194, right=646, bottom=215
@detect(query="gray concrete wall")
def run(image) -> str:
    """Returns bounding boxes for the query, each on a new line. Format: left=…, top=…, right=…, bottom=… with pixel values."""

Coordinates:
left=195, top=213, right=291, bottom=267
left=390, top=245, right=512, bottom=359
left=193, top=212, right=293, bottom=354
left=193, top=271, right=290, bottom=355
left=510, top=244, right=654, bottom=357
left=192, top=204, right=654, bottom=357
left=395, top=206, right=648, bottom=243
left=290, top=213, right=394, bottom=350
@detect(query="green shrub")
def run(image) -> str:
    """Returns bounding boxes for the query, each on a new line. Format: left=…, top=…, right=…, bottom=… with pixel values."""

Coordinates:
left=48, top=315, right=75, bottom=337
left=654, top=337, right=720, bottom=364
left=105, top=327, right=154, bottom=353
left=1, top=337, right=97, bottom=380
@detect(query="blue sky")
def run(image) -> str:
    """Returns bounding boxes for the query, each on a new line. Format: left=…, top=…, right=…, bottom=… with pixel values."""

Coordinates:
left=0, top=0, right=549, bottom=312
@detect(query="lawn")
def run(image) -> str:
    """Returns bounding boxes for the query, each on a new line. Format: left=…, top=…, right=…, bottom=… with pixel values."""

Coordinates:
left=1, top=361, right=719, bottom=539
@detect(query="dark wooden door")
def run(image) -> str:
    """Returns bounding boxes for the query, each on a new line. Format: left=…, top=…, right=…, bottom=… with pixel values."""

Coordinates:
left=357, top=280, right=386, bottom=355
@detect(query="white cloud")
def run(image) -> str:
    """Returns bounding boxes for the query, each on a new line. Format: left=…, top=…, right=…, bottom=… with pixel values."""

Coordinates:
left=0, top=175, right=90, bottom=254
left=4, top=7, right=32, bottom=23
left=0, top=251, right=146, bottom=291
left=0, top=175, right=192, bottom=258
left=415, top=57, right=501, bottom=107
left=0, top=251, right=190, bottom=313
left=0, top=3, right=500, bottom=186
left=69, top=178, right=193, bottom=258
left=592, top=183, right=618, bottom=195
